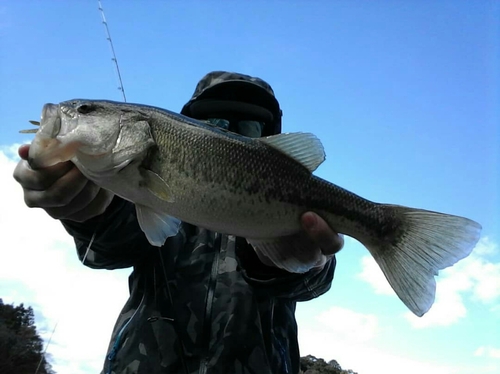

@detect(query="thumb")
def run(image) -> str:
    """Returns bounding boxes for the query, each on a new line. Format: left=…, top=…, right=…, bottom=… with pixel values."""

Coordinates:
left=18, top=144, right=30, bottom=160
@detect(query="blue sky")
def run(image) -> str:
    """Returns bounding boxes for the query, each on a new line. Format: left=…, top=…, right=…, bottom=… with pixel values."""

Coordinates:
left=0, top=1, right=499, bottom=373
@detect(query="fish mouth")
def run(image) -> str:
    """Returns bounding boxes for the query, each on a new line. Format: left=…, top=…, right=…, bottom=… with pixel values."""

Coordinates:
left=28, top=137, right=82, bottom=169
left=28, top=104, right=80, bottom=169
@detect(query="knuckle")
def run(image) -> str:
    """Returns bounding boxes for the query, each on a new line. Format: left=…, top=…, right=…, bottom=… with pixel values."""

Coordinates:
left=91, top=191, right=113, bottom=216
left=46, top=209, right=64, bottom=220
left=48, top=180, right=88, bottom=207
left=24, top=196, right=39, bottom=208
left=63, top=188, right=112, bottom=222
left=12, top=169, right=21, bottom=183
left=44, top=189, right=72, bottom=207
left=69, top=215, right=92, bottom=223
left=23, top=191, right=44, bottom=209
left=13, top=162, right=30, bottom=184
left=93, top=204, right=108, bottom=217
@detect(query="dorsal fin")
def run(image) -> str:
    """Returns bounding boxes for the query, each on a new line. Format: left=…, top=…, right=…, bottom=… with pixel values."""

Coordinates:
left=259, top=132, right=326, bottom=172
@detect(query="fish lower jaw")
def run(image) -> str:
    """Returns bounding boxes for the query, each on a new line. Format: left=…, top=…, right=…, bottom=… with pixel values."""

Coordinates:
left=28, top=137, right=81, bottom=169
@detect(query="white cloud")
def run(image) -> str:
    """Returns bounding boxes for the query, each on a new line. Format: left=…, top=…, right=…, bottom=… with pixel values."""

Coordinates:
left=358, top=255, right=393, bottom=295
left=4, top=143, right=498, bottom=374
left=298, top=323, right=459, bottom=374
left=0, top=147, right=131, bottom=374
left=315, top=306, right=379, bottom=343
left=357, top=233, right=500, bottom=328
left=404, top=237, right=500, bottom=328
left=404, top=282, right=468, bottom=328
left=298, top=302, right=499, bottom=374
left=475, top=346, right=500, bottom=359
left=298, top=305, right=458, bottom=373
left=469, top=238, right=500, bottom=302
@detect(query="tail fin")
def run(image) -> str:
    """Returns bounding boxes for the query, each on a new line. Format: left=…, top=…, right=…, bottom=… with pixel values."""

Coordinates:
left=366, top=205, right=481, bottom=317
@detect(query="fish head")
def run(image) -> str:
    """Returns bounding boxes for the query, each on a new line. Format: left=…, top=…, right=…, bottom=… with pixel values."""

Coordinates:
left=29, top=100, right=155, bottom=175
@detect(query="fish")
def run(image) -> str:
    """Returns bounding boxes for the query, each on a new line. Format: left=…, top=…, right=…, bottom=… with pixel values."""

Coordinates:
left=25, top=99, right=481, bottom=317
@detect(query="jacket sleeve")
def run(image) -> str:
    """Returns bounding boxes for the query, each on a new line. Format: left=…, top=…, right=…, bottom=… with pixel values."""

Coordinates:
left=61, top=196, right=151, bottom=270
left=235, top=238, right=335, bottom=302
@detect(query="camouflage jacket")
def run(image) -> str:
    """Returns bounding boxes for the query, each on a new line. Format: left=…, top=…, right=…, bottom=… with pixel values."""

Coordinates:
left=63, top=197, right=335, bottom=374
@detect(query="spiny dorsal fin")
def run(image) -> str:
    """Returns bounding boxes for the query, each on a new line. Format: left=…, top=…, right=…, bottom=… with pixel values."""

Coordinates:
left=259, top=132, right=326, bottom=172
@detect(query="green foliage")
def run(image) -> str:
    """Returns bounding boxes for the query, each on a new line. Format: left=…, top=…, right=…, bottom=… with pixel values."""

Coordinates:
left=300, top=354, right=358, bottom=374
left=0, top=299, right=54, bottom=374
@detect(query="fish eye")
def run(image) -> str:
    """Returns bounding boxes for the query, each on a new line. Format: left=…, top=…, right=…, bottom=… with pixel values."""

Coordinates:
left=77, top=104, right=95, bottom=114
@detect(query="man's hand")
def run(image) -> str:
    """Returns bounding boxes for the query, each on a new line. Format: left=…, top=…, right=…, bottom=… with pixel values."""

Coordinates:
left=252, top=212, right=344, bottom=272
left=13, top=144, right=114, bottom=222
left=300, top=211, right=344, bottom=257
left=294, top=211, right=344, bottom=270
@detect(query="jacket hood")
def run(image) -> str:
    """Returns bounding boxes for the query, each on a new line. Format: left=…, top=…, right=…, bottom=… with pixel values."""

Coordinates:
left=181, top=71, right=282, bottom=136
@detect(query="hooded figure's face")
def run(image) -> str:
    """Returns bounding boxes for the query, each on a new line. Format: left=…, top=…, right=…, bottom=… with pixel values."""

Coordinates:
left=207, top=118, right=264, bottom=138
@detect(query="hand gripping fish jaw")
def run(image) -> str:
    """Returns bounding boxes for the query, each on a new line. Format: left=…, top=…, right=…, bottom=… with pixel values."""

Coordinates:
left=27, top=101, right=153, bottom=173
left=27, top=103, right=78, bottom=169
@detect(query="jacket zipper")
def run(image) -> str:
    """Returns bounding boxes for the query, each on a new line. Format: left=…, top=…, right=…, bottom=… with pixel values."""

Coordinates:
left=199, top=232, right=221, bottom=374
left=106, top=294, right=145, bottom=374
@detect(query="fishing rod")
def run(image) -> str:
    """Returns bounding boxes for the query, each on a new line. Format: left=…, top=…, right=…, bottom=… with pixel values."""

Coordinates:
left=34, top=3, right=125, bottom=373
left=37, top=3, right=189, bottom=374
left=98, top=0, right=127, bottom=102
left=94, top=6, right=190, bottom=373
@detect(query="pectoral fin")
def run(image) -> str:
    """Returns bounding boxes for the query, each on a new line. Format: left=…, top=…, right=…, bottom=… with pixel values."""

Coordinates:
left=136, top=204, right=181, bottom=246
left=141, top=168, right=175, bottom=202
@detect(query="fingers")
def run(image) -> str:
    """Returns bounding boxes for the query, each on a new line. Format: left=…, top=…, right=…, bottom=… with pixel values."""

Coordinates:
left=42, top=179, right=98, bottom=218
left=18, top=144, right=30, bottom=160
left=250, top=234, right=327, bottom=272
left=13, top=159, right=74, bottom=191
left=13, top=145, right=114, bottom=222
left=251, top=212, right=345, bottom=273
left=56, top=187, right=114, bottom=222
left=301, top=212, right=344, bottom=256
left=20, top=165, right=89, bottom=208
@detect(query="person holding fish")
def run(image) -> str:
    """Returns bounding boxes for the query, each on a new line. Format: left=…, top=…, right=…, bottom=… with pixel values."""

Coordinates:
left=14, top=71, right=345, bottom=374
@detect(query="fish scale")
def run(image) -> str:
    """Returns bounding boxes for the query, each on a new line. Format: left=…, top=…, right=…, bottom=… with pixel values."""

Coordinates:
left=147, top=121, right=310, bottom=229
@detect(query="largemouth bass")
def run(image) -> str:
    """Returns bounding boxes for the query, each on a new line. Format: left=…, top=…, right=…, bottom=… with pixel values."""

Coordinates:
left=26, top=99, right=481, bottom=317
